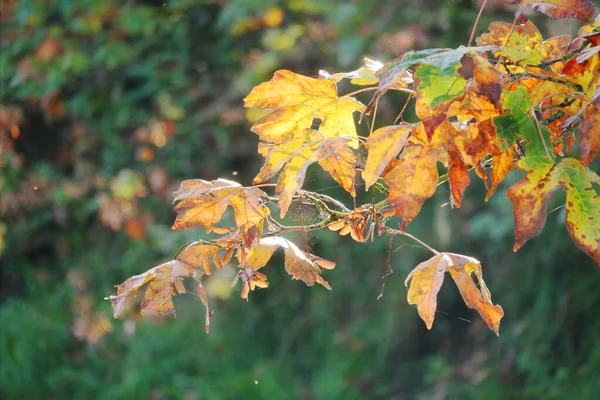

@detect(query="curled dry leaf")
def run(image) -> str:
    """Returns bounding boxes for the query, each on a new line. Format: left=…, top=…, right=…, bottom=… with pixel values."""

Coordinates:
left=238, top=236, right=335, bottom=294
left=405, top=252, right=504, bottom=335
left=172, top=179, right=269, bottom=245
left=107, top=260, right=200, bottom=318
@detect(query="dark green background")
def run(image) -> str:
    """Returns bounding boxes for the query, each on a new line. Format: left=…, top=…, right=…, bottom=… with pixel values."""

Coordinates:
left=1, top=0, right=600, bottom=398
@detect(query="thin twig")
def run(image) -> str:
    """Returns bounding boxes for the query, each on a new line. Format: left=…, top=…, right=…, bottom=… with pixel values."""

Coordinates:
left=386, top=228, right=439, bottom=255
left=530, top=108, right=553, bottom=160
left=468, top=0, right=489, bottom=47
left=377, top=235, right=395, bottom=300
left=342, top=87, right=377, bottom=98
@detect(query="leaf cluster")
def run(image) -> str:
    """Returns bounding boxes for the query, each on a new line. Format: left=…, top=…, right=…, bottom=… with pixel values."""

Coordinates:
left=109, top=0, right=600, bottom=335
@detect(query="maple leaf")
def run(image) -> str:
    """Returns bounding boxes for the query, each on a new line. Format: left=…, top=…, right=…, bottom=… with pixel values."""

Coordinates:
left=499, top=0, right=599, bottom=22
left=362, top=124, right=414, bottom=189
left=405, top=252, right=504, bottom=335
left=243, top=69, right=365, bottom=148
left=238, top=237, right=335, bottom=294
left=507, top=156, right=600, bottom=265
left=107, top=260, right=200, bottom=318
left=172, top=179, right=269, bottom=245
left=362, top=46, right=497, bottom=117
left=253, top=129, right=354, bottom=218
left=493, top=87, right=552, bottom=157
left=477, top=21, right=544, bottom=66
left=384, top=144, right=439, bottom=231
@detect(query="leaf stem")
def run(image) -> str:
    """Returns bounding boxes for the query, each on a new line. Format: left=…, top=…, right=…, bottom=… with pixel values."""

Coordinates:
left=342, top=87, right=377, bottom=98
left=468, top=0, right=488, bottom=47
left=386, top=228, right=439, bottom=255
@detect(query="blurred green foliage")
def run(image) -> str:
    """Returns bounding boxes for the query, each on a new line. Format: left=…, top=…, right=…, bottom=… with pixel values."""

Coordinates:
left=1, top=0, right=600, bottom=399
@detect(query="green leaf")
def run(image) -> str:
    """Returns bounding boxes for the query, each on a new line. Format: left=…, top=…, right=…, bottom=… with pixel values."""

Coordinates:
left=414, top=64, right=466, bottom=108
left=493, top=87, right=551, bottom=157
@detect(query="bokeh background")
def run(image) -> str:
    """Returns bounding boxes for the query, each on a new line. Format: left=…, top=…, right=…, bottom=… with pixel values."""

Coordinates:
left=2, top=0, right=600, bottom=398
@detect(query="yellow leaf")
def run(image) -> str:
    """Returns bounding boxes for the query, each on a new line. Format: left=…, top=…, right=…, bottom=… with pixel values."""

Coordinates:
left=253, top=129, right=353, bottom=217
left=244, top=70, right=365, bottom=148
left=384, top=144, right=440, bottom=231
left=362, top=124, right=414, bottom=190
left=405, top=252, right=504, bottom=334
left=238, top=237, right=334, bottom=295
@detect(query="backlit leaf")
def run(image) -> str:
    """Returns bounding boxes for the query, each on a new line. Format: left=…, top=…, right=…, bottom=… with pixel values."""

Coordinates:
left=244, top=70, right=365, bottom=147
left=405, top=252, right=504, bottom=334
left=384, top=144, right=439, bottom=230
left=240, top=237, right=334, bottom=291
left=362, top=124, right=414, bottom=189
left=253, top=129, right=353, bottom=217
left=172, top=179, right=269, bottom=237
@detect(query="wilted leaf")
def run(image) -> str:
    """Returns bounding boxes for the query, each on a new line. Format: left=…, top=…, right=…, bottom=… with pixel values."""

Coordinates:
left=239, top=236, right=334, bottom=291
left=107, top=260, right=199, bottom=317
left=486, top=145, right=515, bottom=201
left=172, top=179, right=269, bottom=238
left=405, top=252, right=504, bottom=334
left=471, top=54, right=505, bottom=108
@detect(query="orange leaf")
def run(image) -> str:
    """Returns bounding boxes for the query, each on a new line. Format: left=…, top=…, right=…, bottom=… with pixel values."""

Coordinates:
left=384, top=144, right=439, bottom=230
left=172, top=179, right=269, bottom=236
left=579, top=103, right=600, bottom=165
left=244, top=70, right=365, bottom=147
left=362, top=124, right=414, bottom=190
left=499, top=0, right=599, bottom=22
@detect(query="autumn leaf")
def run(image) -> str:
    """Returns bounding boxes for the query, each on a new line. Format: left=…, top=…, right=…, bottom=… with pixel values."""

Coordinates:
left=363, top=46, right=497, bottom=116
left=362, top=124, right=414, bottom=189
left=405, top=253, right=449, bottom=330
left=384, top=144, right=439, bottom=231
left=477, top=21, right=544, bottom=66
left=471, top=54, right=505, bottom=108
left=253, top=128, right=353, bottom=217
left=238, top=237, right=335, bottom=294
left=486, top=145, right=515, bottom=201
left=499, top=0, right=599, bottom=22
left=328, top=207, right=371, bottom=242
left=579, top=103, right=600, bottom=165
left=175, top=241, right=223, bottom=276
left=243, top=69, right=365, bottom=148
left=172, top=179, right=269, bottom=243
left=405, top=252, right=504, bottom=334
left=507, top=156, right=600, bottom=265
left=107, top=260, right=199, bottom=318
